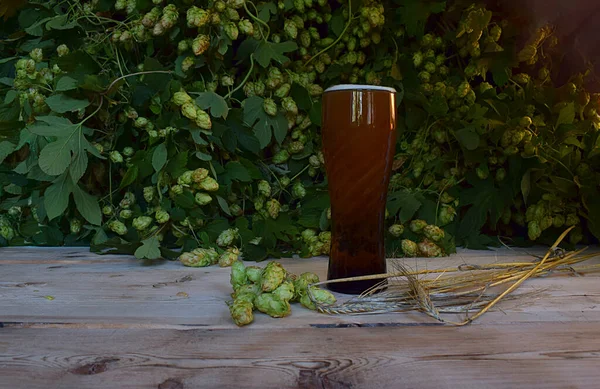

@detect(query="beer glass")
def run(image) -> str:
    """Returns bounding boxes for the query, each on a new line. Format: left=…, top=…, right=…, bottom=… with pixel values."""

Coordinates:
left=321, top=84, right=397, bottom=294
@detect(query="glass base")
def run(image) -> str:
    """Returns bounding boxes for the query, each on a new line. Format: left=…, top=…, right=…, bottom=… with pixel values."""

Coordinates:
left=326, top=277, right=388, bottom=295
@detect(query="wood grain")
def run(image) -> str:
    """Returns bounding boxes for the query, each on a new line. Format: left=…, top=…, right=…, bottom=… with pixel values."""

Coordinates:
left=1, top=323, right=599, bottom=389
left=1, top=247, right=600, bottom=388
left=1, top=247, right=599, bottom=327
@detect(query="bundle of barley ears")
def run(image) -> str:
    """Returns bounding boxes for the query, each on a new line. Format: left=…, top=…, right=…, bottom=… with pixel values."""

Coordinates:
left=308, top=227, right=600, bottom=325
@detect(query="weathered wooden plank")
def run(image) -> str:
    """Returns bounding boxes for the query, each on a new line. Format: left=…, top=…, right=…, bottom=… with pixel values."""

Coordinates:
left=1, top=248, right=599, bottom=328
left=1, top=323, right=599, bottom=389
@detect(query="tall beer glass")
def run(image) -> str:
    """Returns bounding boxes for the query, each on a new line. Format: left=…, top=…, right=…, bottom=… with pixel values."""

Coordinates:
left=321, top=85, right=397, bottom=294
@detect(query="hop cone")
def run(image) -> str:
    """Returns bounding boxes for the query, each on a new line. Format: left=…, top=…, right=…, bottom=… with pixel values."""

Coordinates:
left=255, top=293, right=291, bottom=318
left=260, top=261, right=286, bottom=292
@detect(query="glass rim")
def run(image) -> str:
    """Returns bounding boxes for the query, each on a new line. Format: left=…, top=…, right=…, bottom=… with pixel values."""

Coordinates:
left=323, top=84, right=396, bottom=94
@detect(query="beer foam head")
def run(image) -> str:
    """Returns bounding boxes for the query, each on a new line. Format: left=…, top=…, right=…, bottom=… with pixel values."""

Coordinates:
left=324, top=84, right=396, bottom=94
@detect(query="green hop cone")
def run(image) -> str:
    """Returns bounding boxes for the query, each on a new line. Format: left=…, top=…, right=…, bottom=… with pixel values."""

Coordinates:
left=108, top=220, right=128, bottom=236
left=257, top=180, right=272, bottom=197
left=109, top=151, right=123, bottom=163
left=143, top=187, right=155, bottom=203
left=553, top=215, right=566, bottom=228
left=528, top=221, right=542, bottom=240
left=230, top=300, right=254, bottom=326
left=540, top=215, right=553, bottom=231
left=272, top=149, right=290, bottom=164
left=246, top=266, right=263, bottom=283
left=418, top=239, right=443, bottom=257
left=192, top=34, right=210, bottom=56
left=122, top=147, right=134, bottom=157
left=219, top=247, right=241, bottom=267
left=181, top=103, right=198, bottom=120
left=301, top=229, right=317, bottom=242
left=565, top=213, right=579, bottom=227
left=489, top=25, right=502, bottom=41
left=195, top=109, right=212, bottom=130
left=457, top=81, right=471, bottom=98
left=292, top=181, right=306, bottom=198
left=287, top=141, right=304, bottom=154
left=569, top=228, right=583, bottom=245
left=133, top=216, right=153, bottom=231
left=238, top=18, right=254, bottom=36
left=284, top=19, right=298, bottom=39
left=217, top=228, right=239, bottom=247
left=102, top=205, right=114, bottom=216
left=155, top=210, right=170, bottom=224
left=274, top=83, right=291, bottom=98
left=495, top=168, right=507, bottom=182
left=119, top=209, right=133, bottom=219
left=262, top=98, right=278, bottom=116
left=388, top=224, right=404, bottom=238
left=177, top=171, right=194, bottom=186
left=180, top=248, right=218, bottom=267
left=513, top=73, right=530, bottom=85
left=56, top=44, right=70, bottom=57
left=0, top=225, right=15, bottom=241
left=292, top=272, right=320, bottom=300
left=266, top=199, right=281, bottom=219
left=224, top=22, right=239, bottom=40
left=300, top=287, right=336, bottom=310
left=69, top=219, right=82, bottom=235
left=197, top=176, right=219, bottom=192
left=281, top=96, right=298, bottom=115
left=409, top=219, right=428, bottom=234
left=273, top=281, right=295, bottom=302
left=401, top=239, right=419, bottom=257
left=192, top=168, right=209, bottom=183
left=195, top=192, right=212, bottom=206
left=260, top=261, right=286, bottom=292
left=413, top=51, right=423, bottom=67
left=439, top=205, right=456, bottom=226
left=423, top=225, right=445, bottom=242
left=255, top=293, right=291, bottom=318
left=254, top=80, right=266, bottom=96
left=230, top=260, right=248, bottom=290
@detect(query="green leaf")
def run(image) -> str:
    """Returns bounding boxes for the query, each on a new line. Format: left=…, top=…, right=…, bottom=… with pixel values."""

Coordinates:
left=521, top=169, right=531, bottom=205
left=55, top=76, right=79, bottom=92
left=556, top=102, right=575, bottom=128
left=45, top=94, right=90, bottom=113
left=195, top=91, right=229, bottom=119
left=174, top=191, right=196, bottom=209
left=254, top=41, right=298, bottom=68
left=216, top=195, right=231, bottom=216
left=454, top=127, right=480, bottom=150
left=166, top=152, right=188, bottom=177
left=120, top=165, right=139, bottom=189
left=243, top=96, right=288, bottom=148
left=72, top=184, right=101, bottom=225
left=44, top=174, right=73, bottom=221
left=0, top=141, right=15, bottom=164
left=257, top=2, right=277, bottom=22
left=195, top=151, right=212, bottom=161
left=134, top=237, right=162, bottom=260
left=152, top=143, right=168, bottom=172
left=387, top=190, right=422, bottom=223
left=223, top=161, right=252, bottom=183
left=69, top=151, right=88, bottom=182
left=38, top=139, right=71, bottom=176
left=397, top=0, right=446, bottom=38
left=330, top=11, right=345, bottom=37
left=46, top=14, right=80, bottom=30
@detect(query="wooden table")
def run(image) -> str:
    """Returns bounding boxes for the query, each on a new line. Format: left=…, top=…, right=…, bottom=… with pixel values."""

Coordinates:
left=1, top=246, right=599, bottom=389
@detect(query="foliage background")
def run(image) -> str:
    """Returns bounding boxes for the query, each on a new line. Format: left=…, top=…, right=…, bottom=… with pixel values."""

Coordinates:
left=1, top=0, right=599, bottom=263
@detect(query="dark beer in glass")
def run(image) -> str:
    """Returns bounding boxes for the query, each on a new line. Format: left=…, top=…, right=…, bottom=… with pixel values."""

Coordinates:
left=321, top=84, right=397, bottom=294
